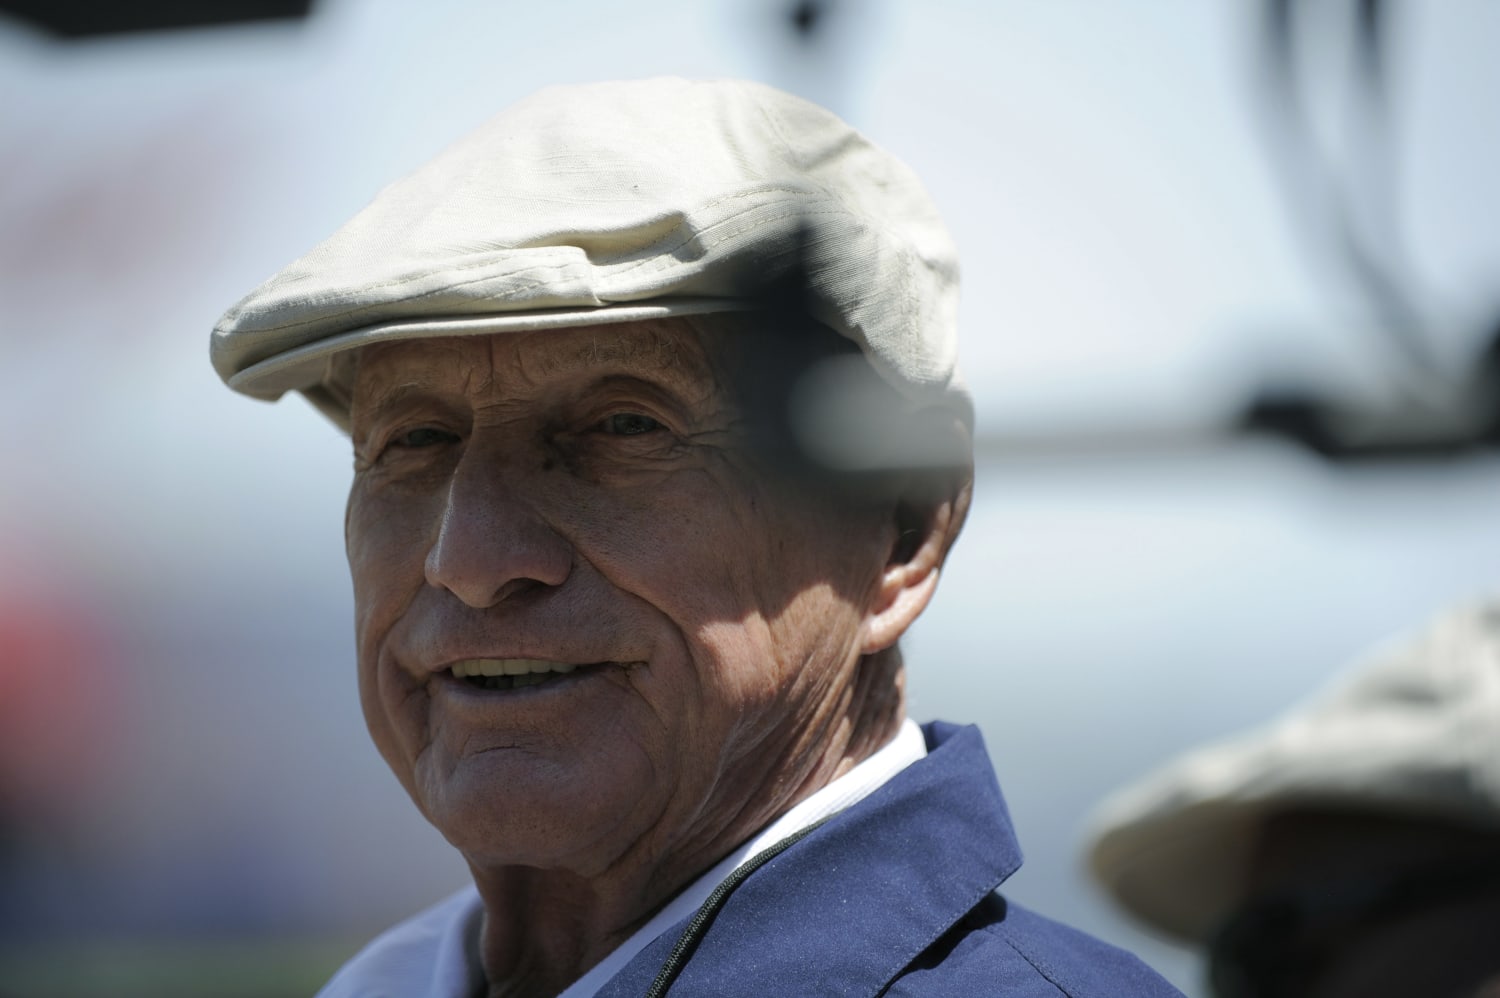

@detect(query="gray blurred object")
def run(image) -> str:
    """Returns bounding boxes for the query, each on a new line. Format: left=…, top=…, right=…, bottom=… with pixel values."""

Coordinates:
left=754, top=0, right=873, bottom=127
left=0, top=0, right=313, bottom=38
left=1086, top=599, right=1500, bottom=996
left=1236, top=0, right=1500, bottom=460
left=964, top=0, right=1500, bottom=464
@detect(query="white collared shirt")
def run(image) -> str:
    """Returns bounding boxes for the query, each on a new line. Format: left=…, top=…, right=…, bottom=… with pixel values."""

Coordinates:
left=318, top=720, right=928, bottom=998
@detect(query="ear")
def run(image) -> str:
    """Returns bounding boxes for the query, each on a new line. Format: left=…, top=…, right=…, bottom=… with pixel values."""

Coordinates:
left=860, top=462, right=974, bottom=655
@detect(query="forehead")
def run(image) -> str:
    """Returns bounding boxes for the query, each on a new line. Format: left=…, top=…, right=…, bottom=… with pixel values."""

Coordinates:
left=349, top=319, right=725, bottom=410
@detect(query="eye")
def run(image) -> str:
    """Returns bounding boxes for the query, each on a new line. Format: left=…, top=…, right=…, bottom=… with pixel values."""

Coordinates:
left=391, top=427, right=460, bottom=449
left=600, top=412, right=661, bottom=436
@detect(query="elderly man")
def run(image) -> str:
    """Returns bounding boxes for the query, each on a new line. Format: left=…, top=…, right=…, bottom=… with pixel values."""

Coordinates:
left=213, top=78, right=1179, bottom=997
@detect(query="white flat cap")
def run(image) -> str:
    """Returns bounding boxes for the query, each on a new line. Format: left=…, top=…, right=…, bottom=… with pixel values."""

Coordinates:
left=210, top=77, right=963, bottom=432
left=1084, top=599, right=1500, bottom=942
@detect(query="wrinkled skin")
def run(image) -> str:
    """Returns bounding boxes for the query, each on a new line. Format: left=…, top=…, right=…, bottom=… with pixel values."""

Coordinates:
left=344, top=318, right=967, bottom=997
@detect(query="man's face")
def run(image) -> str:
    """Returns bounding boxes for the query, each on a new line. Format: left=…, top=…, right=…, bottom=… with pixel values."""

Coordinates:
left=344, top=319, right=896, bottom=878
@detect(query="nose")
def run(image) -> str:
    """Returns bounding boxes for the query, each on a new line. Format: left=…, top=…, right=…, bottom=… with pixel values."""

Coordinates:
left=423, top=456, right=572, bottom=608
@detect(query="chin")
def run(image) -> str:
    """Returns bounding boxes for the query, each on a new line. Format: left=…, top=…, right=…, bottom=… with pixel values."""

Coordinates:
left=420, top=757, right=654, bottom=873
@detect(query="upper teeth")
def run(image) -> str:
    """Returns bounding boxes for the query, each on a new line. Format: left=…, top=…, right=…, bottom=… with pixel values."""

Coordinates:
left=450, top=658, right=578, bottom=678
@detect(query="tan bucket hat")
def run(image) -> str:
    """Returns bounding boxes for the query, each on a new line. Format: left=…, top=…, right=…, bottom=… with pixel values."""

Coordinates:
left=1084, top=599, right=1500, bottom=942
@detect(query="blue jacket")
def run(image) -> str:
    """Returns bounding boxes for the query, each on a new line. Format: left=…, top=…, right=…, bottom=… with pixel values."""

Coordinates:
left=596, top=722, right=1183, bottom=996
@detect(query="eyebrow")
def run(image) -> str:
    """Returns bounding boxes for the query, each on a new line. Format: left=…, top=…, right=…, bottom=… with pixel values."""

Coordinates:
left=349, top=326, right=718, bottom=431
left=531, top=328, right=703, bottom=383
left=348, top=380, right=460, bottom=441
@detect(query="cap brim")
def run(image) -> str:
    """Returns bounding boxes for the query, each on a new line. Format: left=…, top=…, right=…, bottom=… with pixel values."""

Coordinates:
left=1087, top=798, right=1266, bottom=942
left=228, top=296, right=756, bottom=402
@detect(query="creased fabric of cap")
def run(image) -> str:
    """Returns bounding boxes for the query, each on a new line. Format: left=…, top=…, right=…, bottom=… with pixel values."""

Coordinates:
left=210, top=77, right=962, bottom=432
left=1084, top=598, right=1500, bottom=942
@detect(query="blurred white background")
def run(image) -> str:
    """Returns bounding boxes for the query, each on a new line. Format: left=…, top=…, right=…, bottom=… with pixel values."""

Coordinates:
left=2, top=1, right=1498, bottom=994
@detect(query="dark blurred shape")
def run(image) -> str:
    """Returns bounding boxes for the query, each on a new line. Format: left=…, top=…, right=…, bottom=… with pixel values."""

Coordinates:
left=1240, top=0, right=1500, bottom=461
left=1208, top=812, right=1500, bottom=998
left=0, top=0, right=313, bottom=38
left=788, top=0, right=826, bottom=39
left=1240, top=390, right=1344, bottom=461
left=1257, top=0, right=1431, bottom=375
left=1239, top=322, right=1500, bottom=460
left=1477, top=321, right=1500, bottom=446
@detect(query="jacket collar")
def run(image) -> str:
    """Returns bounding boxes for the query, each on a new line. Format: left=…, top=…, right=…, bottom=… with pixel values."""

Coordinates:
left=598, top=722, right=1023, bottom=996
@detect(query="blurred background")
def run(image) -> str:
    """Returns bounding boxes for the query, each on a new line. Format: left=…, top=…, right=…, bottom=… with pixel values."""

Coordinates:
left=1, top=1, right=1497, bottom=995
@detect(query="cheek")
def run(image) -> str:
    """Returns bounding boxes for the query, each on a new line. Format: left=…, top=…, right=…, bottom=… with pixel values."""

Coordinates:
left=563, top=474, right=757, bottom=605
left=346, top=487, right=439, bottom=766
left=346, top=486, right=438, bottom=631
left=562, top=468, right=879, bottom=655
left=707, top=584, right=861, bottom=686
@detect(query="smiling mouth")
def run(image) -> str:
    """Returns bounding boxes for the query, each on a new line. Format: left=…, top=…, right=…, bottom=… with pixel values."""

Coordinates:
left=448, top=658, right=596, bottom=692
